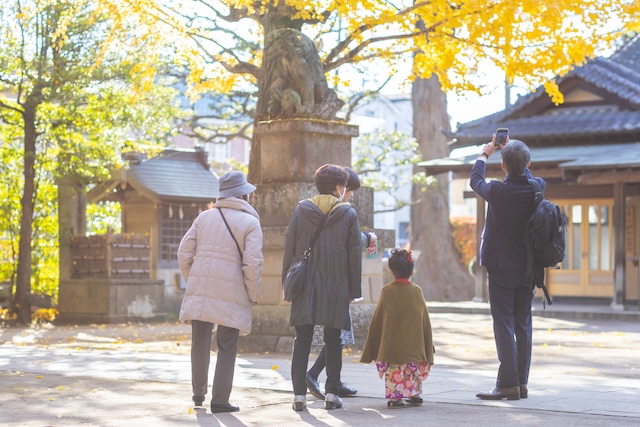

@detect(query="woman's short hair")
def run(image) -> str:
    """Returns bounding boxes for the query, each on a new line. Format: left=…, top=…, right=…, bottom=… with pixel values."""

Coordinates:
left=314, top=164, right=349, bottom=194
left=388, top=248, right=414, bottom=279
left=501, top=140, right=531, bottom=175
left=345, top=167, right=361, bottom=191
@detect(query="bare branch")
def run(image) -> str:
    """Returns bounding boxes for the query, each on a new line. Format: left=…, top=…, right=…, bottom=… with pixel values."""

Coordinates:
left=324, top=1, right=434, bottom=65
left=189, top=36, right=260, bottom=76
left=325, top=26, right=436, bottom=72
left=374, top=198, right=422, bottom=214
left=344, top=75, right=393, bottom=122
left=0, top=99, right=24, bottom=114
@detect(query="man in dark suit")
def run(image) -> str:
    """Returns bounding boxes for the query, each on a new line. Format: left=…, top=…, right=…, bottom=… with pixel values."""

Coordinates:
left=470, top=136, right=545, bottom=400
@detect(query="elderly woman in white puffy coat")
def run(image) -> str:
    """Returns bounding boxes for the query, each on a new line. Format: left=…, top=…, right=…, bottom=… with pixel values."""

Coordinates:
left=178, top=171, right=263, bottom=414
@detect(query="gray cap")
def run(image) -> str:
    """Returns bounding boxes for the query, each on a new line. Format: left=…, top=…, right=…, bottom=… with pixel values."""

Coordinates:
left=217, top=171, right=256, bottom=198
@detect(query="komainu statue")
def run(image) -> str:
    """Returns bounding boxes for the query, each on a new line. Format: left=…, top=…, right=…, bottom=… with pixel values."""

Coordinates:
left=260, top=28, right=344, bottom=120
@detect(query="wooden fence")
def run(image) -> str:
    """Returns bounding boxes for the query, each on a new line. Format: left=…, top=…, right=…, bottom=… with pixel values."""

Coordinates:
left=71, top=233, right=151, bottom=280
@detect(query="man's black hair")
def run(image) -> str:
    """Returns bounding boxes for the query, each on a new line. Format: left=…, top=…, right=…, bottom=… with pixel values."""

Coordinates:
left=314, top=164, right=349, bottom=194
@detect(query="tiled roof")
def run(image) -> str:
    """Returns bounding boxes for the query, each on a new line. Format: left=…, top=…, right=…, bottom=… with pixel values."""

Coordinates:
left=418, top=142, right=640, bottom=176
left=126, top=149, right=219, bottom=202
left=611, top=34, right=640, bottom=69
left=88, top=149, right=219, bottom=204
left=453, top=105, right=640, bottom=146
left=452, top=36, right=640, bottom=148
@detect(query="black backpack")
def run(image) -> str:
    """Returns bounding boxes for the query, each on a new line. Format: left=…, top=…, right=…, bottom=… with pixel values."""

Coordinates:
left=525, top=179, right=567, bottom=305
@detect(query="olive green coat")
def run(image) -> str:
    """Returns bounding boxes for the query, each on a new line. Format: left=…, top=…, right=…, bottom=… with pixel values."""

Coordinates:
left=360, top=281, right=435, bottom=365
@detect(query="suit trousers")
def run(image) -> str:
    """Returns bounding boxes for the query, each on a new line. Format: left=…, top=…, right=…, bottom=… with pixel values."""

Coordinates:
left=291, top=324, right=342, bottom=396
left=487, top=268, right=535, bottom=388
left=191, top=320, right=240, bottom=404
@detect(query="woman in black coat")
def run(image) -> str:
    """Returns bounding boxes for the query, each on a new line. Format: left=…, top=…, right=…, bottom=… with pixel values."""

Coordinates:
left=282, top=164, right=362, bottom=411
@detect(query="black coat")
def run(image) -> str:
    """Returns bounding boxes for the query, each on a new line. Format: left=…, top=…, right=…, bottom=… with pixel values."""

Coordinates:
left=470, top=160, right=545, bottom=273
left=282, top=198, right=362, bottom=330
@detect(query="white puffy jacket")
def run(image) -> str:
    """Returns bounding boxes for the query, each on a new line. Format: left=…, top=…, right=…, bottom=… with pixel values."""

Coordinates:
left=178, top=197, right=263, bottom=335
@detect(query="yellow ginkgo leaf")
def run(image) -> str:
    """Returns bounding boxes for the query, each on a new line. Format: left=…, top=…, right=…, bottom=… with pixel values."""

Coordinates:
left=58, top=386, right=63, bottom=391
left=36, top=375, right=44, bottom=379
left=271, top=365, right=278, bottom=370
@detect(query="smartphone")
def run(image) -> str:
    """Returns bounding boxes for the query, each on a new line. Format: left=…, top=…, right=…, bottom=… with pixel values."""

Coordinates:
left=495, top=128, right=509, bottom=146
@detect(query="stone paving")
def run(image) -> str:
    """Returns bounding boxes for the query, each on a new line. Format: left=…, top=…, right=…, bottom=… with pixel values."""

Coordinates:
left=1, top=308, right=639, bottom=426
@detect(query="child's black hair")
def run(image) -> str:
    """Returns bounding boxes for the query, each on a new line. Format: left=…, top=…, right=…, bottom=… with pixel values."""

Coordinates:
left=344, top=167, right=361, bottom=191
left=388, top=248, right=414, bottom=279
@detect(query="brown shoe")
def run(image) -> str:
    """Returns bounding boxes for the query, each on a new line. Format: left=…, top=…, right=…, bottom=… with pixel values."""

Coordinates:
left=520, top=384, right=528, bottom=398
left=476, top=386, right=520, bottom=400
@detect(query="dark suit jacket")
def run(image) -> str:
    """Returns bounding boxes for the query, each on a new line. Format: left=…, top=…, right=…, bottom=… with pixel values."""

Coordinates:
left=470, top=160, right=545, bottom=272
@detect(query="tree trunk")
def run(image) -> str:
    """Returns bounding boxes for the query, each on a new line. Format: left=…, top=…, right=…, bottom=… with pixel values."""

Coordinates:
left=14, top=105, right=37, bottom=324
left=410, top=76, right=474, bottom=301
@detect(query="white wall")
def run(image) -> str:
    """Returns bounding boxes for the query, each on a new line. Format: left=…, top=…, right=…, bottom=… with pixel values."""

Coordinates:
left=349, top=95, right=413, bottom=248
left=350, top=95, right=479, bottom=249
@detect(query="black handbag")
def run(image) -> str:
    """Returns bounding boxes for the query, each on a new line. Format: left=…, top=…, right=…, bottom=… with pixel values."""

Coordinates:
left=283, top=211, right=330, bottom=302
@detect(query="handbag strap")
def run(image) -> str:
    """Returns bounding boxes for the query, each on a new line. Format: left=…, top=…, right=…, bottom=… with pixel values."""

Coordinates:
left=217, top=208, right=243, bottom=262
left=304, top=207, right=332, bottom=259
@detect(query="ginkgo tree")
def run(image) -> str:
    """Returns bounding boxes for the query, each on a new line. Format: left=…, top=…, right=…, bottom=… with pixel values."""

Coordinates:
left=0, top=0, right=181, bottom=323
left=151, top=0, right=636, bottom=299
left=154, top=0, right=635, bottom=102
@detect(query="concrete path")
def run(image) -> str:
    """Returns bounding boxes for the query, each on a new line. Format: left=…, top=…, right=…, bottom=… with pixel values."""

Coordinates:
left=1, top=310, right=639, bottom=426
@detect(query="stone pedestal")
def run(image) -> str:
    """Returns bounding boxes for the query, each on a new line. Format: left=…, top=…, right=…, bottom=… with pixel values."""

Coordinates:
left=239, top=119, right=394, bottom=351
left=57, top=279, right=166, bottom=324
left=249, top=119, right=359, bottom=187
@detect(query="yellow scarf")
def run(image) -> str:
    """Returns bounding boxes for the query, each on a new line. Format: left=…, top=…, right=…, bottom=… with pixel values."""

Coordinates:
left=307, top=194, right=350, bottom=215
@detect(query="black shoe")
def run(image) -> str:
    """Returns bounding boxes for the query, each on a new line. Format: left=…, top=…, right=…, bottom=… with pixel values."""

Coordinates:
left=211, top=403, right=240, bottom=413
left=192, top=395, right=204, bottom=407
left=337, top=383, right=357, bottom=397
left=387, top=399, right=406, bottom=409
left=476, top=386, right=520, bottom=401
left=305, top=372, right=325, bottom=400
left=405, top=396, right=423, bottom=406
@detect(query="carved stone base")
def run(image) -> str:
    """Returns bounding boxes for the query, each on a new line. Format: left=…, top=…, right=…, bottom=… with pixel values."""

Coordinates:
left=250, top=119, right=358, bottom=185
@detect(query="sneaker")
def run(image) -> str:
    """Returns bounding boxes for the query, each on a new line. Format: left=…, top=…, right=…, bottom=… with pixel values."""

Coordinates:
left=325, top=393, right=343, bottom=410
left=292, top=395, right=306, bottom=411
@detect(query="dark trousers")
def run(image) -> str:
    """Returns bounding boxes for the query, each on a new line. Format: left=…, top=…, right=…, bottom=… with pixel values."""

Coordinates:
left=308, top=344, right=344, bottom=383
left=291, top=324, right=341, bottom=396
left=487, top=268, right=535, bottom=388
left=191, top=320, right=240, bottom=405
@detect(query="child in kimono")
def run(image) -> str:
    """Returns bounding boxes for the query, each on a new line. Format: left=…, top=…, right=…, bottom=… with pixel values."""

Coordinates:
left=360, top=249, right=434, bottom=408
